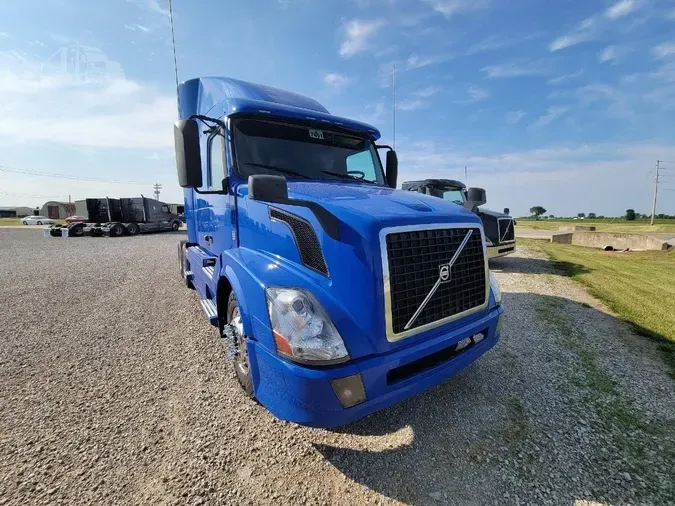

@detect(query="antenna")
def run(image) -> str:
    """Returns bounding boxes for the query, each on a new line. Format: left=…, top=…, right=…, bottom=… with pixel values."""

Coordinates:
left=464, top=165, right=468, bottom=185
left=392, top=64, right=396, bottom=150
left=168, top=0, right=181, bottom=116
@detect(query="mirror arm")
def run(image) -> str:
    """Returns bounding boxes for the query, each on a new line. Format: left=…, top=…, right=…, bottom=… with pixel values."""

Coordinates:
left=188, top=114, right=226, bottom=130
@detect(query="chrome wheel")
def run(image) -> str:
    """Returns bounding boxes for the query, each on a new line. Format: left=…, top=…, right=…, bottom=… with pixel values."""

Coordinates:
left=231, top=308, right=249, bottom=376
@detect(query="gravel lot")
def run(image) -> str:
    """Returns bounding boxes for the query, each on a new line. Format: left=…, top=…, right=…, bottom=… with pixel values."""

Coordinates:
left=1, top=229, right=673, bottom=505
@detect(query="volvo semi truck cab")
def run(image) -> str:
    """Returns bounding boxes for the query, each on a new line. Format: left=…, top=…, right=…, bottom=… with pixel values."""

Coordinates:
left=174, top=77, right=504, bottom=428
left=402, top=179, right=516, bottom=259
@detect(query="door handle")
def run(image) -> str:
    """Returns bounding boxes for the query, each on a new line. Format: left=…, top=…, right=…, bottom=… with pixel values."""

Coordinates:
left=205, top=235, right=213, bottom=244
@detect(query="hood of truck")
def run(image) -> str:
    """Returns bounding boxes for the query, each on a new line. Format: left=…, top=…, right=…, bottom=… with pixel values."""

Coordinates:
left=286, top=181, right=479, bottom=231
left=237, top=180, right=487, bottom=359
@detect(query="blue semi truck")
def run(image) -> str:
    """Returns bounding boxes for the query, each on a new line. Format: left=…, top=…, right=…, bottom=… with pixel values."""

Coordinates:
left=174, top=77, right=504, bottom=428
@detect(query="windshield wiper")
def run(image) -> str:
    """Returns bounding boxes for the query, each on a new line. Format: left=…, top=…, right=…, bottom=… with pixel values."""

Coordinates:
left=320, top=170, right=377, bottom=184
left=243, top=162, right=310, bottom=179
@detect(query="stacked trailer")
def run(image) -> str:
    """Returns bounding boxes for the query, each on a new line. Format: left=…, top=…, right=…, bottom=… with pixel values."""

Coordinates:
left=49, top=197, right=181, bottom=237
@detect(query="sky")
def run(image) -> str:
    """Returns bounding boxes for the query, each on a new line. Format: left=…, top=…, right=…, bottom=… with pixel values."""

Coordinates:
left=0, top=0, right=674, bottom=217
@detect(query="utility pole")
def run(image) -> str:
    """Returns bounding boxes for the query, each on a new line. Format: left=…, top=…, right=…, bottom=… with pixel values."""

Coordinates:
left=650, top=160, right=660, bottom=225
left=464, top=165, right=468, bottom=186
left=153, top=183, right=162, bottom=201
left=392, top=64, right=396, bottom=150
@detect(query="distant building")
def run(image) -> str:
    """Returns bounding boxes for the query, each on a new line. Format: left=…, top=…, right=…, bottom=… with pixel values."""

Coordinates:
left=0, top=206, right=36, bottom=218
left=40, top=201, right=76, bottom=219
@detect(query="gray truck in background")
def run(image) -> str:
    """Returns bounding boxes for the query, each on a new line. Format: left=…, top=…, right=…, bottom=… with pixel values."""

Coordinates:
left=49, top=197, right=181, bottom=237
left=402, top=179, right=516, bottom=259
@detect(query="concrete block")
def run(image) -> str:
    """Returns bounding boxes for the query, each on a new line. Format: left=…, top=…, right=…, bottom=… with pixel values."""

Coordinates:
left=551, top=233, right=573, bottom=244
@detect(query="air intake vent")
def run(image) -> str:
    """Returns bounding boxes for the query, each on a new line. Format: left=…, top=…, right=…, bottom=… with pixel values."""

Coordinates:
left=269, top=208, right=329, bottom=276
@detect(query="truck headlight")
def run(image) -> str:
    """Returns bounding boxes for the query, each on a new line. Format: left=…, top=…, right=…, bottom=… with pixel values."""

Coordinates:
left=489, top=271, right=502, bottom=306
left=266, top=287, right=349, bottom=364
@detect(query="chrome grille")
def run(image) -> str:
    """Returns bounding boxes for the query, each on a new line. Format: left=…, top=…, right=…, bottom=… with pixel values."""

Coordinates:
left=382, top=225, right=488, bottom=340
left=498, top=218, right=515, bottom=243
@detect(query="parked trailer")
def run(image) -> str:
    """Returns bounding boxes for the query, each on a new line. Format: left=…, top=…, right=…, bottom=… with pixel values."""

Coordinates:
left=174, top=77, right=504, bottom=428
left=49, top=197, right=181, bottom=237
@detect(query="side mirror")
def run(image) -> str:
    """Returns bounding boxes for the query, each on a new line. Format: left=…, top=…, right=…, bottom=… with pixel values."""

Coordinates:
left=385, top=150, right=398, bottom=189
left=466, top=187, right=487, bottom=208
left=174, top=119, right=202, bottom=188
left=248, top=174, right=288, bottom=202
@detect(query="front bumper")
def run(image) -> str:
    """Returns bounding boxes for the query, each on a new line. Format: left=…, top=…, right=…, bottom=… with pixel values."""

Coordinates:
left=249, top=306, right=503, bottom=428
left=487, top=243, right=516, bottom=259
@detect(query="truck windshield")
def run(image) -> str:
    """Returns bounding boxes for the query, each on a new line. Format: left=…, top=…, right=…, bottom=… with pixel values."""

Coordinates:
left=441, top=190, right=466, bottom=204
left=426, top=186, right=466, bottom=204
left=233, top=118, right=385, bottom=185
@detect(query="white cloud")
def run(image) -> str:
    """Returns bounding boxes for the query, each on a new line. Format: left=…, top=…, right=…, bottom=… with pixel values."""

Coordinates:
left=547, top=69, right=584, bottom=85
left=549, top=16, right=599, bottom=52
left=0, top=50, right=175, bottom=150
left=423, top=0, right=490, bottom=18
left=653, top=42, right=675, bottom=59
left=125, top=24, right=151, bottom=33
left=412, top=85, right=440, bottom=98
left=606, top=0, right=637, bottom=19
left=323, top=72, right=351, bottom=90
left=599, top=45, right=617, bottom=63
left=481, top=61, right=548, bottom=78
left=529, top=106, right=568, bottom=129
left=0, top=32, right=12, bottom=39
left=339, top=19, right=385, bottom=58
left=405, top=53, right=452, bottom=70
left=397, top=98, right=428, bottom=111
left=467, top=86, right=490, bottom=102
left=505, top=110, right=526, bottom=124
left=465, top=36, right=505, bottom=55
left=127, top=0, right=170, bottom=18
left=395, top=140, right=675, bottom=216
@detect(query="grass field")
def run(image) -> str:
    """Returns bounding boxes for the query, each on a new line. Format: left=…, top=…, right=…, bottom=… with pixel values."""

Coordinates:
left=516, top=218, right=675, bottom=234
left=0, top=218, right=65, bottom=226
left=522, top=238, right=675, bottom=377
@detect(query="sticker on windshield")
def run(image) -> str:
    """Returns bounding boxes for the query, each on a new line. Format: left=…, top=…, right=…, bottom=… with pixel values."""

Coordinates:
left=309, top=129, right=324, bottom=140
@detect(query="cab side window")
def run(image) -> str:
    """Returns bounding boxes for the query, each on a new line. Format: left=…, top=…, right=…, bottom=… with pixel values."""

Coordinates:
left=208, top=132, right=225, bottom=188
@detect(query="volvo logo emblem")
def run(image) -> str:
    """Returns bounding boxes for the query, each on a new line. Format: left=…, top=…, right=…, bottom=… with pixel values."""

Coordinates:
left=439, top=264, right=450, bottom=282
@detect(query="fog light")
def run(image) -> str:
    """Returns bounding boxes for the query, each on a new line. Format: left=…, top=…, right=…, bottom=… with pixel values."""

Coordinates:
left=473, top=332, right=485, bottom=344
left=495, top=313, right=504, bottom=336
left=455, top=337, right=472, bottom=352
left=330, top=374, right=366, bottom=408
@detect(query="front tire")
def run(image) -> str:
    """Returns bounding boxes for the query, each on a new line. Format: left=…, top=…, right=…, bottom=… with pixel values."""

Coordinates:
left=171, top=220, right=180, bottom=231
left=36, top=221, right=42, bottom=225
left=227, top=292, right=253, bottom=397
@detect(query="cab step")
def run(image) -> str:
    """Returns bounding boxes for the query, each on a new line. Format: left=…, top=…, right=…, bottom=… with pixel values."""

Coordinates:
left=185, top=270, right=194, bottom=282
left=199, top=298, right=218, bottom=326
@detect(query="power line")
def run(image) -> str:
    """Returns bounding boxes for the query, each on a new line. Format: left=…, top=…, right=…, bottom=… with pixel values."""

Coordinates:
left=0, top=165, right=152, bottom=185
left=0, top=191, right=70, bottom=199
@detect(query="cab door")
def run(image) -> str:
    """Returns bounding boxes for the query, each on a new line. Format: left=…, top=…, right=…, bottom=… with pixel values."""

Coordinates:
left=195, top=125, right=234, bottom=255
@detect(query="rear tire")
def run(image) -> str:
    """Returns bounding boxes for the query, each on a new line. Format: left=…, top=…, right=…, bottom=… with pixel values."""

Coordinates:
left=36, top=221, right=42, bottom=225
left=227, top=292, right=254, bottom=397
left=126, top=223, right=140, bottom=235
left=109, top=223, right=124, bottom=237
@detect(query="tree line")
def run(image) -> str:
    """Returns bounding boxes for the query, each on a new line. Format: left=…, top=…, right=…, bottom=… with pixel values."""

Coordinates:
left=527, top=207, right=675, bottom=220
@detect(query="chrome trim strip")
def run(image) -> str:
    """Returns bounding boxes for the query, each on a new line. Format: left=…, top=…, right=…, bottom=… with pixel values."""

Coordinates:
left=403, top=229, right=473, bottom=330
left=380, top=223, right=489, bottom=343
